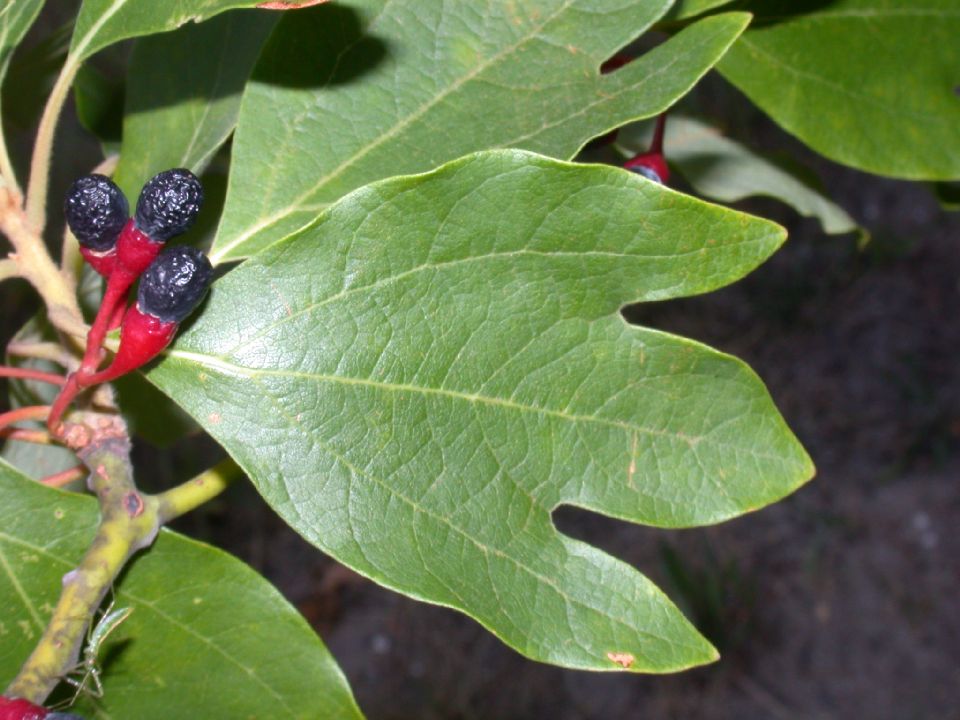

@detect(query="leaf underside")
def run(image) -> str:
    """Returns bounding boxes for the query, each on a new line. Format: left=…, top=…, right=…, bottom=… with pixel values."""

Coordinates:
left=0, top=460, right=364, bottom=720
left=150, top=150, right=814, bottom=673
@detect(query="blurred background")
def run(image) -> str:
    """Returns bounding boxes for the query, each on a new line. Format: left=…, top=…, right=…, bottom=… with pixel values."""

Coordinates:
left=1, top=5, right=958, bottom=719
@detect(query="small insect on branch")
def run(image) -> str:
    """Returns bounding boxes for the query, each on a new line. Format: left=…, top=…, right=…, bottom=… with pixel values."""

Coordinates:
left=61, top=603, right=133, bottom=705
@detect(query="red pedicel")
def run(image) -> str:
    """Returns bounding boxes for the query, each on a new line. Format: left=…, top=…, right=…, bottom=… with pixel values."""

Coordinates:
left=624, top=151, right=669, bottom=184
left=0, top=696, right=47, bottom=720
left=82, top=304, right=177, bottom=386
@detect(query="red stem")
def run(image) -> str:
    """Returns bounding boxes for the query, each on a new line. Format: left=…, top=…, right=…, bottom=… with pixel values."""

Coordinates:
left=40, top=464, right=85, bottom=488
left=0, top=366, right=66, bottom=386
left=0, top=405, right=51, bottom=430
left=80, top=271, right=133, bottom=374
left=47, top=375, right=79, bottom=434
left=0, top=428, right=52, bottom=445
left=650, top=112, right=667, bottom=155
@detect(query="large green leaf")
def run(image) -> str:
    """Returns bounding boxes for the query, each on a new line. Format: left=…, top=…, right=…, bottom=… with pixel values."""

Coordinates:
left=210, top=2, right=750, bottom=262
left=113, top=10, right=277, bottom=200
left=0, top=460, right=364, bottom=719
left=151, top=150, right=814, bottom=673
left=618, top=116, right=861, bottom=236
left=718, top=0, right=960, bottom=180
left=70, top=0, right=277, bottom=62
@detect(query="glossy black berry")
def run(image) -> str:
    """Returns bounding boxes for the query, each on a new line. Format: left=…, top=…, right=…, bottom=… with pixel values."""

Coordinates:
left=64, top=174, right=129, bottom=251
left=138, top=246, right=213, bottom=323
left=134, top=168, right=203, bottom=242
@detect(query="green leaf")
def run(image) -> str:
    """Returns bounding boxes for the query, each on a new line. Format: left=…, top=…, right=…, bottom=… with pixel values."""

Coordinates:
left=0, top=460, right=365, bottom=719
left=0, top=0, right=44, bottom=76
left=211, top=2, right=750, bottom=262
left=718, top=0, right=960, bottom=180
left=113, top=10, right=277, bottom=200
left=664, top=0, right=736, bottom=22
left=618, top=115, right=861, bottom=236
left=0, top=0, right=48, bottom=146
left=152, top=150, right=814, bottom=672
left=70, top=0, right=275, bottom=62
left=73, top=61, right=125, bottom=147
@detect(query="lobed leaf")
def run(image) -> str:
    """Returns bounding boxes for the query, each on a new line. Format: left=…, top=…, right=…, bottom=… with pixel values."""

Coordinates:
left=150, top=150, right=814, bottom=673
left=718, top=0, right=960, bottom=180
left=0, top=459, right=364, bottom=719
left=618, top=116, right=861, bottom=236
left=210, top=1, right=750, bottom=261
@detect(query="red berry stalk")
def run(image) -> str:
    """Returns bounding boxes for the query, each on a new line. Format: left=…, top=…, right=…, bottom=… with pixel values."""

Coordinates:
left=623, top=112, right=670, bottom=184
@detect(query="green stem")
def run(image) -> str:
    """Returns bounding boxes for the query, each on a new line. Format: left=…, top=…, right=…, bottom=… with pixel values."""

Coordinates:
left=24, top=55, right=82, bottom=233
left=156, top=458, right=242, bottom=524
left=5, top=438, right=160, bottom=703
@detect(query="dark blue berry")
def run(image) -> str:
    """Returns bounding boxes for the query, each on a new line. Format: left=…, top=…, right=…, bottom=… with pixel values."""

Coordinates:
left=64, top=174, right=129, bottom=251
left=138, top=246, right=213, bottom=323
left=46, top=713, right=87, bottom=719
left=134, top=169, right=203, bottom=242
left=628, top=164, right=663, bottom=184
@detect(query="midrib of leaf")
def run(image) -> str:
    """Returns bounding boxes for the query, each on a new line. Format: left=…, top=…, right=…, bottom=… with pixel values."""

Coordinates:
left=241, top=372, right=706, bottom=658
left=210, top=239, right=763, bottom=359
left=167, top=349, right=795, bottom=468
left=71, top=0, right=126, bottom=60
left=0, top=528, right=294, bottom=713
left=210, top=0, right=582, bottom=263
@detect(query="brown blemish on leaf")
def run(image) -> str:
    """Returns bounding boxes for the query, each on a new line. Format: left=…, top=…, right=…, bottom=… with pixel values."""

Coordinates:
left=606, top=651, right=635, bottom=668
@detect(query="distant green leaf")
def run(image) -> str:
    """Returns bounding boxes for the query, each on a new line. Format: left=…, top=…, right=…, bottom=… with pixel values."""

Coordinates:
left=619, top=116, right=861, bottom=236
left=70, top=0, right=276, bottom=61
left=113, top=10, right=277, bottom=200
left=0, top=460, right=364, bottom=719
left=211, top=3, right=750, bottom=261
left=718, top=0, right=960, bottom=180
left=152, top=151, right=813, bottom=673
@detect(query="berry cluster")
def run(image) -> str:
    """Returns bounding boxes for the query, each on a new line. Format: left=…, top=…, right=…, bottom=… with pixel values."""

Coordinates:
left=0, top=696, right=83, bottom=720
left=48, top=169, right=213, bottom=432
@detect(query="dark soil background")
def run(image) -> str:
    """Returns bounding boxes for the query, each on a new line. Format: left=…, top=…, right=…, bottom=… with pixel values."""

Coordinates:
left=2, top=13, right=958, bottom=720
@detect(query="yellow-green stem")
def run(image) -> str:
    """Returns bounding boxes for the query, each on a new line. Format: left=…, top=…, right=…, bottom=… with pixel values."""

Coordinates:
left=156, top=458, right=242, bottom=524
left=5, top=439, right=160, bottom=703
